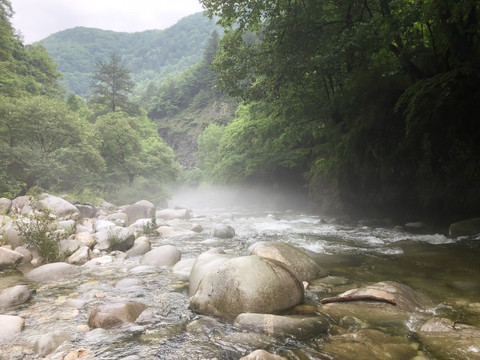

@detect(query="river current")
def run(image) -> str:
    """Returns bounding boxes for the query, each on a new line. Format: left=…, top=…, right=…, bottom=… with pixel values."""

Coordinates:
left=1, top=187, right=479, bottom=359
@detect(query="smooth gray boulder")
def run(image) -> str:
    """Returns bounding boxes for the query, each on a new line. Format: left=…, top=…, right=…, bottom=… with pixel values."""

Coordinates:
left=93, top=219, right=116, bottom=232
left=11, top=196, right=33, bottom=214
left=25, top=262, right=80, bottom=282
left=449, top=217, right=480, bottom=237
left=74, top=232, right=96, bottom=248
left=94, top=226, right=135, bottom=252
left=189, top=256, right=304, bottom=316
left=75, top=203, right=97, bottom=218
left=249, top=241, right=328, bottom=281
left=140, top=245, right=181, bottom=267
left=33, top=330, right=71, bottom=356
left=67, top=246, right=93, bottom=265
left=125, top=200, right=155, bottom=224
left=1, top=226, right=22, bottom=248
left=0, top=315, right=24, bottom=339
left=211, top=223, right=235, bottom=238
left=36, top=195, right=79, bottom=219
left=234, top=313, right=329, bottom=339
left=59, top=239, right=82, bottom=254
left=189, top=251, right=235, bottom=296
left=0, top=285, right=31, bottom=308
left=0, top=197, right=12, bottom=214
left=125, top=237, right=151, bottom=257
left=0, top=247, right=23, bottom=270
left=88, top=302, right=147, bottom=329
left=172, top=258, right=196, bottom=281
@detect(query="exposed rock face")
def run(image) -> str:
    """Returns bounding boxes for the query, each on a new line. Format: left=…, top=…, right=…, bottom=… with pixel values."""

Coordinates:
left=0, top=285, right=31, bottom=308
left=140, top=245, right=181, bottom=267
left=33, top=330, right=71, bottom=356
left=418, top=317, right=480, bottom=360
left=249, top=241, right=328, bottom=281
left=234, top=313, right=329, bottom=339
left=0, top=247, right=23, bottom=271
left=211, top=223, right=235, bottom=238
left=88, top=302, right=147, bottom=329
left=449, top=217, right=480, bottom=237
left=189, top=251, right=235, bottom=296
left=36, top=195, right=79, bottom=219
left=125, top=200, right=156, bottom=224
left=25, top=262, right=80, bottom=282
left=189, top=256, right=304, bottom=316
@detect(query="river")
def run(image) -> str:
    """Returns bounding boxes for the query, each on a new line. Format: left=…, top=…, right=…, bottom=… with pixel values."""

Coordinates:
left=1, top=187, right=480, bottom=359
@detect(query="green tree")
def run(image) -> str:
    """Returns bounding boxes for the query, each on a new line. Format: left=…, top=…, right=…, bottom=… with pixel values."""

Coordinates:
left=90, top=52, right=138, bottom=115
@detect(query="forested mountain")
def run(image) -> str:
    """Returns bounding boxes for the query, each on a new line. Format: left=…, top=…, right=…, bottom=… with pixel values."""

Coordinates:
left=39, top=12, right=219, bottom=96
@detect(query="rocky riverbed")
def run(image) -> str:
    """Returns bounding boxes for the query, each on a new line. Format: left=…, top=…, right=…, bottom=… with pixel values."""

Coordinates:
left=0, top=191, right=480, bottom=359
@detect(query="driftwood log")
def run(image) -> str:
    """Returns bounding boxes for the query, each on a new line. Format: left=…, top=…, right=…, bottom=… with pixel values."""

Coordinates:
left=320, top=295, right=397, bottom=306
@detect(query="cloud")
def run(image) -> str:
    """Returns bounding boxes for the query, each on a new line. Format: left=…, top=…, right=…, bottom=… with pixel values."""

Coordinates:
left=11, top=0, right=205, bottom=43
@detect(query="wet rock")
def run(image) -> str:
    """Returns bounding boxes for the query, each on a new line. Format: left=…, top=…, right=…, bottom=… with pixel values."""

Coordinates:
left=62, top=349, right=91, bottom=360
left=68, top=246, right=93, bottom=265
left=140, top=245, right=181, bottom=267
left=418, top=317, right=480, bottom=360
left=106, top=212, right=129, bottom=225
left=0, top=315, right=24, bottom=339
left=211, top=223, right=235, bottom=238
left=186, top=316, right=223, bottom=340
left=83, top=255, right=114, bottom=267
left=156, top=226, right=196, bottom=237
left=94, top=226, right=135, bottom=252
left=319, top=281, right=432, bottom=327
left=172, top=257, right=196, bottom=281
left=36, top=194, right=79, bottom=219
left=88, top=302, right=147, bottom=329
left=59, top=239, right=82, bottom=254
left=75, top=232, right=96, bottom=248
left=156, top=208, right=191, bottom=220
left=449, top=217, right=480, bottom=237
left=129, top=218, right=168, bottom=231
left=13, top=245, right=32, bottom=265
left=115, top=278, right=143, bottom=289
left=0, top=197, right=12, bottom=214
left=190, top=223, right=204, bottom=233
left=189, top=251, right=235, bottom=296
left=234, top=313, right=329, bottom=339
left=0, top=285, right=31, bottom=308
left=222, top=332, right=278, bottom=351
left=75, top=203, right=97, bottom=219
left=323, top=329, right=418, bottom=360
left=93, top=219, right=116, bottom=232
left=125, top=200, right=156, bottom=224
left=189, top=256, right=304, bottom=316
left=240, top=349, right=287, bottom=360
left=0, top=247, right=23, bottom=270
left=33, top=330, right=71, bottom=356
left=249, top=241, right=328, bottom=281
left=125, top=237, right=151, bottom=257
left=25, top=262, right=80, bottom=282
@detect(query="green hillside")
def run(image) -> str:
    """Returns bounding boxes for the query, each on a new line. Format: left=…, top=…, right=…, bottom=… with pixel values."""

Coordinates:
left=39, top=12, right=219, bottom=97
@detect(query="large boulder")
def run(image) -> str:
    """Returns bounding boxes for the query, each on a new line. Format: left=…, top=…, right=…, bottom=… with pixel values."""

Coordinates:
left=74, top=232, right=96, bottom=248
left=0, top=285, right=31, bottom=308
left=11, top=196, right=33, bottom=214
left=2, top=226, right=22, bottom=248
left=68, top=246, right=93, bottom=265
left=93, top=219, right=116, bottom=232
left=25, top=262, right=80, bottom=282
left=125, top=200, right=156, bottom=224
left=125, top=237, right=151, bottom=257
left=106, top=212, right=129, bottom=227
left=33, top=330, right=71, bottom=357
left=234, top=313, right=329, bottom=340
left=94, top=226, right=135, bottom=252
left=140, top=245, right=181, bottom=267
left=418, top=317, right=480, bottom=360
left=449, top=217, right=480, bottom=237
left=189, top=250, right=235, bottom=296
left=0, top=247, right=23, bottom=271
left=173, top=258, right=197, bottom=281
left=211, top=223, right=235, bottom=238
left=75, top=203, right=97, bottom=219
left=0, top=197, right=12, bottom=214
left=88, top=302, right=147, bottom=329
left=0, top=315, right=24, bottom=339
left=36, top=195, right=79, bottom=219
left=156, top=208, right=191, bottom=220
left=189, top=256, right=304, bottom=316
left=249, top=241, right=328, bottom=281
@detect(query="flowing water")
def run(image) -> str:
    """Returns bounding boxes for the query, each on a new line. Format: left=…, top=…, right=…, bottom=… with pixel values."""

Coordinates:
left=1, top=187, right=480, bottom=359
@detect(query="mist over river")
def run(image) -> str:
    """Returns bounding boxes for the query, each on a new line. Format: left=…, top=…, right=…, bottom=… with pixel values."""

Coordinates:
left=1, top=186, right=479, bottom=359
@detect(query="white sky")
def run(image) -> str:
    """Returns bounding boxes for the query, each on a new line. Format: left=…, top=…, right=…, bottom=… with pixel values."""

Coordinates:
left=10, top=0, right=205, bottom=44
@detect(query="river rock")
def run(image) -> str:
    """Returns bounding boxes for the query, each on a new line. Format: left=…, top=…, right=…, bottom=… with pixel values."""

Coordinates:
left=13, top=245, right=32, bottom=265
left=94, top=226, right=135, bottom=252
left=418, top=317, right=480, bottom=360
left=319, top=281, right=432, bottom=326
left=156, top=208, right=191, bottom=220
left=156, top=226, right=196, bottom=238
left=129, top=218, right=168, bottom=231
left=0, top=198, right=11, bottom=214
left=75, top=203, right=97, bottom=218
left=88, top=302, right=147, bottom=329
left=75, top=232, right=96, bottom=248
left=172, top=257, right=196, bottom=281
left=211, top=223, right=235, bottom=238
left=115, top=278, right=143, bottom=289
left=125, top=200, right=156, bottom=224
left=106, top=212, right=129, bottom=227
left=449, top=217, right=480, bottom=237
left=36, top=195, right=79, bottom=219
left=323, top=329, right=418, bottom=360
left=140, top=245, right=181, bottom=267
left=234, top=313, right=329, bottom=339
left=33, top=330, right=71, bottom=356
left=25, top=262, right=80, bottom=282
left=249, top=241, right=328, bottom=281
left=93, top=219, right=116, bottom=232
left=68, top=246, right=93, bottom=265
left=189, top=251, right=235, bottom=296
left=240, top=350, right=287, bottom=360
left=126, top=237, right=151, bottom=257
left=11, top=196, right=33, bottom=214
left=0, top=315, right=24, bottom=339
left=0, top=285, right=31, bottom=308
left=0, top=247, right=23, bottom=270
left=59, top=239, right=82, bottom=254
left=2, top=226, right=22, bottom=248
left=189, top=256, right=304, bottom=316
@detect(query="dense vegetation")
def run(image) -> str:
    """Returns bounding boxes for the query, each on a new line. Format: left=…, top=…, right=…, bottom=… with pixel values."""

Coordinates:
left=39, top=12, right=219, bottom=97
left=195, top=0, right=480, bottom=221
left=0, top=0, right=178, bottom=205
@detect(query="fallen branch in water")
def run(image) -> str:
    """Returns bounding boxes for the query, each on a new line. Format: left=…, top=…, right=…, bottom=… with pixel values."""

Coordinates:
left=321, top=295, right=397, bottom=306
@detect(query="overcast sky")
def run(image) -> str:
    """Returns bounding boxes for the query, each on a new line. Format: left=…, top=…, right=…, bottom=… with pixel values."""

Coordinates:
left=10, top=0, right=205, bottom=44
